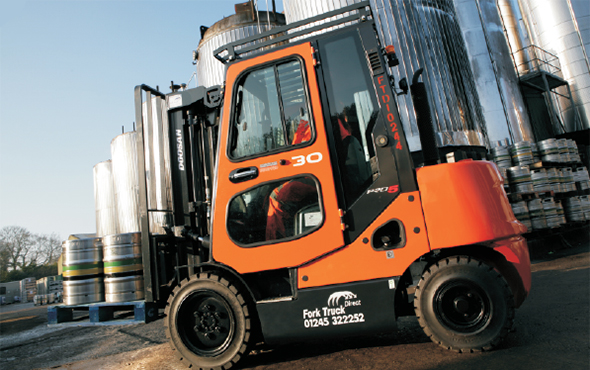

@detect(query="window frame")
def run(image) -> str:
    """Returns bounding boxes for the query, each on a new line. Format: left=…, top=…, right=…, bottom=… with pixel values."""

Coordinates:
left=225, top=174, right=325, bottom=248
left=227, top=56, right=316, bottom=162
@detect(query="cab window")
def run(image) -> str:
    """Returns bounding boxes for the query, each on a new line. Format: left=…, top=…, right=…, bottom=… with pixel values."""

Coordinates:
left=230, top=59, right=312, bottom=159
left=227, top=176, right=322, bottom=246
left=319, top=33, right=379, bottom=206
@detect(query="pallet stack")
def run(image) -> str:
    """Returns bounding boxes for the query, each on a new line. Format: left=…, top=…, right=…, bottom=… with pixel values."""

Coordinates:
left=490, top=138, right=590, bottom=233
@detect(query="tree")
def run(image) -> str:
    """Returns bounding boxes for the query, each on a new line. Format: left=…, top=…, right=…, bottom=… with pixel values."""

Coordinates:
left=0, top=226, right=36, bottom=271
left=35, top=233, right=62, bottom=265
left=0, top=226, right=63, bottom=282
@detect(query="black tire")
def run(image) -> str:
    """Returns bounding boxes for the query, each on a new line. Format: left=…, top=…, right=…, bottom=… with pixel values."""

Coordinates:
left=414, top=256, right=515, bottom=352
left=164, top=272, right=253, bottom=369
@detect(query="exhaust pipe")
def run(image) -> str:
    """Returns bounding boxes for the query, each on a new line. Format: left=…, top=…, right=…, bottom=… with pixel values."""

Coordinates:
left=410, top=69, right=440, bottom=166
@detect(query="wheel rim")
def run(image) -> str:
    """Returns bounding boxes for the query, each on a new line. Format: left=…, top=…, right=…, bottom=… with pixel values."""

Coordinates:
left=177, top=290, right=235, bottom=357
left=434, top=279, right=492, bottom=334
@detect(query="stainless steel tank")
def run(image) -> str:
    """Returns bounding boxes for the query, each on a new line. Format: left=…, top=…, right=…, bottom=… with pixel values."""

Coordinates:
left=496, top=0, right=535, bottom=76
left=142, top=96, right=174, bottom=234
left=196, top=3, right=286, bottom=87
left=454, top=0, right=534, bottom=145
left=283, top=0, right=488, bottom=152
left=518, top=0, right=590, bottom=131
left=111, top=132, right=140, bottom=234
left=93, top=160, right=118, bottom=237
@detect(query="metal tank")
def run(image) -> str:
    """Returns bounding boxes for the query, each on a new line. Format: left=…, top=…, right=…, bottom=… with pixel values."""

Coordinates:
left=111, top=132, right=140, bottom=234
left=453, top=0, right=534, bottom=146
left=497, top=0, right=535, bottom=76
left=518, top=0, right=590, bottom=131
left=283, top=0, right=488, bottom=152
left=196, top=2, right=286, bottom=87
left=142, top=95, right=174, bottom=234
left=93, top=160, right=118, bottom=237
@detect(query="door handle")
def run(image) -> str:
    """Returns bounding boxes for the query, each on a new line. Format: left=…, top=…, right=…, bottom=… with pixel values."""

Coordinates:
left=229, top=167, right=259, bottom=183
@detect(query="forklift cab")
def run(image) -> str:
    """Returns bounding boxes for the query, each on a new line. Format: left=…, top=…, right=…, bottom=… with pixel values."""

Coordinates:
left=212, top=21, right=415, bottom=275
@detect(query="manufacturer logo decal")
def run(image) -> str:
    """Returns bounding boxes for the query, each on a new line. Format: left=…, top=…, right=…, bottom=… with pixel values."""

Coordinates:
left=259, top=161, right=278, bottom=173
left=366, top=185, right=399, bottom=195
left=176, top=129, right=185, bottom=171
left=327, top=291, right=357, bottom=307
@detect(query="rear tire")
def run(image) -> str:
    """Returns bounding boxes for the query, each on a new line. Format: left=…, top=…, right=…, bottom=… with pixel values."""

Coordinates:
left=414, top=256, right=514, bottom=352
left=165, top=272, right=253, bottom=369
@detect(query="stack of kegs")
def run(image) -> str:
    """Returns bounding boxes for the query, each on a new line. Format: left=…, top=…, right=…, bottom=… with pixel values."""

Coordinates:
left=102, top=233, right=145, bottom=303
left=542, top=197, right=562, bottom=228
left=580, top=196, right=590, bottom=220
left=537, top=138, right=583, bottom=164
left=508, top=166, right=534, bottom=194
left=560, top=168, right=577, bottom=193
left=530, top=169, right=551, bottom=193
left=566, top=139, right=581, bottom=163
left=574, top=167, right=590, bottom=191
left=537, top=139, right=561, bottom=163
left=511, top=201, right=532, bottom=230
left=546, top=168, right=562, bottom=193
left=563, top=196, right=586, bottom=222
left=510, top=141, right=535, bottom=167
left=491, top=146, right=513, bottom=169
left=554, top=200, right=568, bottom=226
left=557, top=139, right=571, bottom=163
left=527, top=198, right=547, bottom=230
left=62, top=237, right=105, bottom=305
left=33, top=293, right=61, bottom=305
left=497, top=167, right=510, bottom=194
left=531, top=142, right=541, bottom=163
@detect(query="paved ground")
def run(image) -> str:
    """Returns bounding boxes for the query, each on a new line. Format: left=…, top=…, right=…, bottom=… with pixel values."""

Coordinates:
left=1, top=229, right=589, bottom=370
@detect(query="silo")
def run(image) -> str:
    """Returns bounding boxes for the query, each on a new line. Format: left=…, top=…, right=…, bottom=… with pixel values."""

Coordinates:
left=111, top=132, right=140, bottom=234
left=141, top=95, right=173, bottom=234
left=453, top=0, right=535, bottom=146
left=283, top=0, right=488, bottom=153
left=196, top=2, right=286, bottom=87
left=93, top=160, right=118, bottom=237
left=518, top=0, right=590, bottom=132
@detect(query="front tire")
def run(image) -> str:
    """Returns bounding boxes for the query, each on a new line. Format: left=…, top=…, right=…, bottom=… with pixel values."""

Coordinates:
left=414, top=256, right=515, bottom=352
left=165, top=273, right=253, bottom=369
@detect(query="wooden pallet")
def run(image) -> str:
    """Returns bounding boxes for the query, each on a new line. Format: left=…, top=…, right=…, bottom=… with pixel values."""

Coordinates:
left=47, top=300, right=158, bottom=326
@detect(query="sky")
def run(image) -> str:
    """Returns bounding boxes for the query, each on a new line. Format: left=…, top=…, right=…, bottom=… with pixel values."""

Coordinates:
left=0, top=0, right=283, bottom=240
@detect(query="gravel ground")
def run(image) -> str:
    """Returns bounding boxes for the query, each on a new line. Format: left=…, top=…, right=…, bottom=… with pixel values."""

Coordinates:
left=1, top=228, right=588, bottom=370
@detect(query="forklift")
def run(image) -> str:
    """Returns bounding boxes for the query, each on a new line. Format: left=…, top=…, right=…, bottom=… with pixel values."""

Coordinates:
left=133, top=2, right=531, bottom=369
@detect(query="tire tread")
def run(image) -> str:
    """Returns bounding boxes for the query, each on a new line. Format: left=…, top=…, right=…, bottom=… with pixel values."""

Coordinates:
left=414, top=256, right=515, bottom=353
left=164, top=273, right=253, bottom=370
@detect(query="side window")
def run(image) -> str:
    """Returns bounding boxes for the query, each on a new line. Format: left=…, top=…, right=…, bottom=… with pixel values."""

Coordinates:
left=230, top=59, right=312, bottom=159
left=319, top=33, right=380, bottom=206
left=227, top=176, right=322, bottom=246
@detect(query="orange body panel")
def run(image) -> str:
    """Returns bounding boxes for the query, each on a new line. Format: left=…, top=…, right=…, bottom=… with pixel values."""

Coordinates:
left=417, top=160, right=527, bottom=250
left=493, top=236, right=532, bottom=297
left=212, top=43, right=345, bottom=274
left=297, top=191, right=430, bottom=289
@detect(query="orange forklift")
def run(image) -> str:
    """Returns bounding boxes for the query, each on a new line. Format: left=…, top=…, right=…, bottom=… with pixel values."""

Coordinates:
left=134, top=2, right=531, bottom=369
